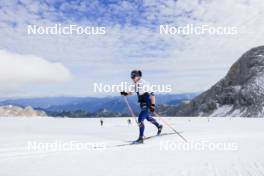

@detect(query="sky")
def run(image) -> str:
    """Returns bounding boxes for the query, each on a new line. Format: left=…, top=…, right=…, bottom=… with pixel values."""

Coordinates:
left=0, top=0, right=264, bottom=97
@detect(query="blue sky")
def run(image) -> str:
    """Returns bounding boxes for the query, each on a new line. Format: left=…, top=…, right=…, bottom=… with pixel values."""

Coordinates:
left=0, top=0, right=263, bottom=97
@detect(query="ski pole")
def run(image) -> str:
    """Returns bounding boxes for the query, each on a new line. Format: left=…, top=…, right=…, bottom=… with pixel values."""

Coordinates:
left=123, top=96, right=138, bottom=124
left=154, top=112, right=188, bottom=143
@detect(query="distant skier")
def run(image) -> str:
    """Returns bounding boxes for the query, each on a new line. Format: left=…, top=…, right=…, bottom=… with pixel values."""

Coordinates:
left=128, top=118, right=131, bottom=125
left=100, top=118, right=104, bottom=126
left=121, top=70, right=162, bottom=143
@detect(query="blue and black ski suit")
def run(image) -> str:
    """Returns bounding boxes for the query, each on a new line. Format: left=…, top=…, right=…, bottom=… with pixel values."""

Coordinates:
left=135, top=84, right=161, bottom=137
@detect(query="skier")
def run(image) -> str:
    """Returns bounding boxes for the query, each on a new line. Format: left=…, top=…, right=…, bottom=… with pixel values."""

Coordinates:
left=120, top=70, right=163, bottom=143
left=100, top=118, right=104, bottom=126
left=128, top=118, right=132, bottom=125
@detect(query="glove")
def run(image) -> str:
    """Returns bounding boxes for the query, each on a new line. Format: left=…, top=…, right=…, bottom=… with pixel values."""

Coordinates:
left=149, top=104, right=155, bottom=112
left=120, top=91, right=128, bottom=96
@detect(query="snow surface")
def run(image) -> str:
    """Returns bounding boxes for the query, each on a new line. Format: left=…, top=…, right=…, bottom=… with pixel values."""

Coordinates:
left=209, top=105, right=234, bottom=117
left=0, top=117, right=264, bottom=176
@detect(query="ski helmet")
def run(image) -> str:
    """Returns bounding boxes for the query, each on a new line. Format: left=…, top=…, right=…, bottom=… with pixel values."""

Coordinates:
left=131, top=70, right=142, bottom=78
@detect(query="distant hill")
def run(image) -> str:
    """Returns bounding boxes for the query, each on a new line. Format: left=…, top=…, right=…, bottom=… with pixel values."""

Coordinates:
left=0, top=105, right=47, bottom=117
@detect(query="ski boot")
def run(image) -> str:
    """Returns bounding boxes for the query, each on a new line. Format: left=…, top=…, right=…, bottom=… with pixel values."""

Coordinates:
left=157, top=125, right=163, bottom=135
left=133, top=136, right=144, bottom=144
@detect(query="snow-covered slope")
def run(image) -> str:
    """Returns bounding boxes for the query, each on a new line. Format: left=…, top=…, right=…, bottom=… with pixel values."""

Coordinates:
left=0, top=117, right=263, bottom=176
left=172, top=46, right=264, bottom=117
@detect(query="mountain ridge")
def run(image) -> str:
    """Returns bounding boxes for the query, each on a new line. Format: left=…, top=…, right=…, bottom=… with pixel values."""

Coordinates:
left=0, top=93, right=197, bottom=117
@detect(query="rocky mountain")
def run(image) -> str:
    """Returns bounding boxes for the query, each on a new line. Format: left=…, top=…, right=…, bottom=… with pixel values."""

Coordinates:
left=0, top=105, right=47, bottom=117
left=168, top=46, right=264, bottom=117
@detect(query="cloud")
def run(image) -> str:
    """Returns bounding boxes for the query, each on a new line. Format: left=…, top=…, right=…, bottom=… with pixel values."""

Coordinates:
left=0, top=50, right=72, bottom=87
left=0, top=0, right=264, bottom=96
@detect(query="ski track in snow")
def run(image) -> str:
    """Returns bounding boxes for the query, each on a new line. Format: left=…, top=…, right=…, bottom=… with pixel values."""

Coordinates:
left=0, top=117, right=264, bottom=176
